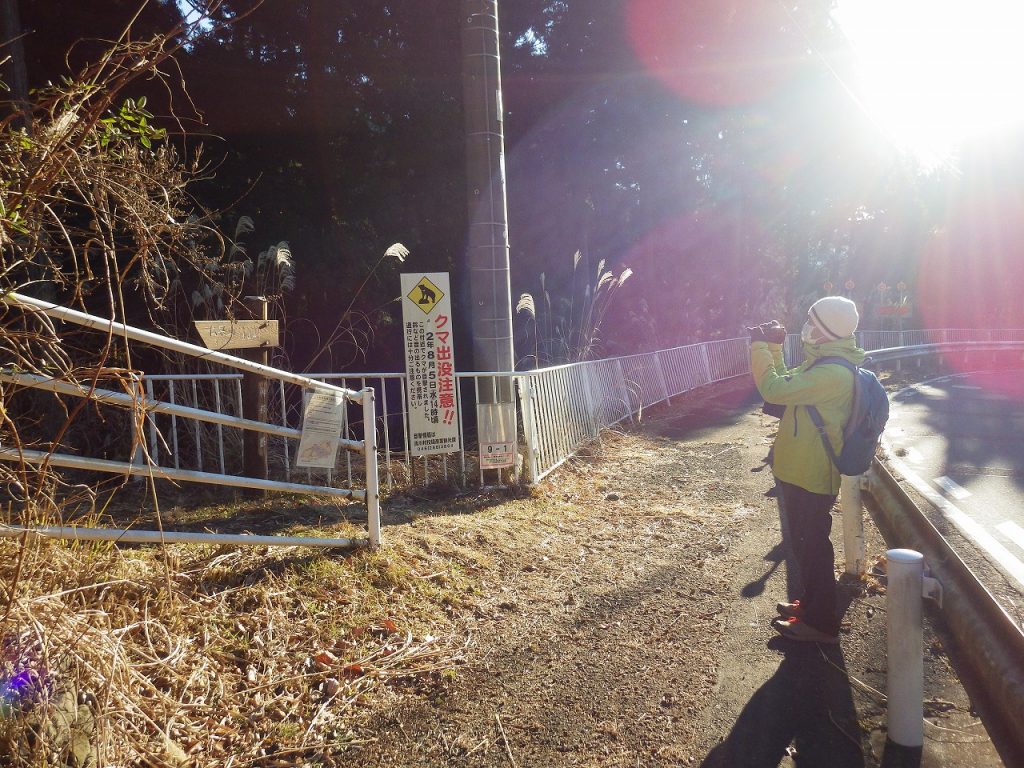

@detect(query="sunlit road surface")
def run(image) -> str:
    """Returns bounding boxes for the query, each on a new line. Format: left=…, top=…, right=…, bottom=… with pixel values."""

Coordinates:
left=885, top=371, right=1024, bottom=599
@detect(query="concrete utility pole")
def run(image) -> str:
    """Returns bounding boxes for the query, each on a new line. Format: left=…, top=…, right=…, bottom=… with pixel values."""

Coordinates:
left=461, top=0, right=514, bottom=378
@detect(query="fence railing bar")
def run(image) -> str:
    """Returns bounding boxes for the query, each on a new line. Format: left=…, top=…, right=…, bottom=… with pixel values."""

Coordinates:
left=4, top=293, right=362, bottom=401
left=0, top=447, right=365, bottom=500
left=0, top=525, right=365, bottom=549
left=0, top=370, right=362, bottom=452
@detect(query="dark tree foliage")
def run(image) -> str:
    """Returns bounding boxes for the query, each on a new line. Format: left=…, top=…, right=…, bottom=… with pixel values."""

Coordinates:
left=17, top=0, right=184, bottom=78
left=5, top=0, right=980, bottom=373
left=175, top=0, right=466, bottom=370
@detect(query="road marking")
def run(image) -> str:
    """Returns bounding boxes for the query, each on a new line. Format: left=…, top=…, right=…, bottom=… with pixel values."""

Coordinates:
left=915, top=385, right=949, bottom=399
left=997, top=521, right=1024, bottom=553
left=935, top=476, right=972, bottom=500
left=890, top=457, right=1024, bottom=589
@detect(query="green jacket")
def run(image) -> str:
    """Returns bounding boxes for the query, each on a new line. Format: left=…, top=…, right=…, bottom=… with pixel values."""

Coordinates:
left=750, top=337, right=866, bottom=496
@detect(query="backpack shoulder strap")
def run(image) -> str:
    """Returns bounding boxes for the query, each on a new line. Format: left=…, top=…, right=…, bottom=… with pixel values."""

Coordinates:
left=805, top=356, right=860, bottom=468
left=806, top=404, right=842, bottom=468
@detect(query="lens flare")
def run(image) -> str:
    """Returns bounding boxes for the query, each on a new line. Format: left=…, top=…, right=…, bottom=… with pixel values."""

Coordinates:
left=918, top=204, right=1024, bottom=332
left=0, top=667, right=44, bottom=716
left=917, top=191, right=1024, bottom=394
left=626, top=0, right=802, bottom=106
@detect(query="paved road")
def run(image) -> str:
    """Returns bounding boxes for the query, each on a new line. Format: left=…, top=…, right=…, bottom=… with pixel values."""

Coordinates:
left=886, top=370, right=1024, bottom=597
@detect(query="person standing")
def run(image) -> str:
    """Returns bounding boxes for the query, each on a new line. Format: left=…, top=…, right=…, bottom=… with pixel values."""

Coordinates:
left=748, top=296, right=864, bottom=643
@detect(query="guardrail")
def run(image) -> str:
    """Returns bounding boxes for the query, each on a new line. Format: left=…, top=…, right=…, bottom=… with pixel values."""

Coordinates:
left=132, top=329, right=1024, bottom=491
left=843, top=339, right=1024, bottom=765
left=517, top=339, right=750, bottom=483
left=866, top=457, right=1024, bottom=767
left=1, top=292, right=381, bottom=549
left=139, top=341, right=751, bottom=489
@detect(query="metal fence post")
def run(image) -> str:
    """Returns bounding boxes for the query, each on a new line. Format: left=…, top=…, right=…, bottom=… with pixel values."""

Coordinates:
left=144, top=378, right=159, bottom=467
left=169, top=379, right=180, bottom=470
left=699, top=343, right=713, bottom=384
left=516, top=375, right=541, bottom=484
left=616, top=358, right=634, bottom=424
left=363, top=387, right=381, bottom=549
left=841, top=474, right=866, bottom=575
left=580, top=364, right=600, bottom=438
left=653, top=350, right=671, bottom=405
left=887, top=548, right=924, bottom=748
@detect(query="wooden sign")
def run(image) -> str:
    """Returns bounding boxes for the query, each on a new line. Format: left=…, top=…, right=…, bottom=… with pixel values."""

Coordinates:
left=194, top=319, right=279, bottom=350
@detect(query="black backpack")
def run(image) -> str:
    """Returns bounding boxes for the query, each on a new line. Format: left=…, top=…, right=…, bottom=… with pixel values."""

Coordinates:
left=805, top=357, right=889, bottom=476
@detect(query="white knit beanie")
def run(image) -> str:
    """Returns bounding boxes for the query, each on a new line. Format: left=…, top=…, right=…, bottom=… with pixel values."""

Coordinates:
left=808, top=296, right=859, bottom=340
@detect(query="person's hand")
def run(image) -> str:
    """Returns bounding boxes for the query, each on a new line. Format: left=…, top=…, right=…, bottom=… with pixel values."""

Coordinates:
left=761, top=320, right=787, bottom=344
left=746, top=324, right=768, bottom=343
left=747, top=321, right=786, bottom=344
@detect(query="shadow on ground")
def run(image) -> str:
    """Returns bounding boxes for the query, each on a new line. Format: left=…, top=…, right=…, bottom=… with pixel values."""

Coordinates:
left=638, top=379, right=760, bottom=442
left=700, top=638, right=865, bottom=768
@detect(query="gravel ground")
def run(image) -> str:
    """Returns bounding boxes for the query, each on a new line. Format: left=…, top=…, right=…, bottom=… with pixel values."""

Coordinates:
left=351, top=379, right=1003, bottom=767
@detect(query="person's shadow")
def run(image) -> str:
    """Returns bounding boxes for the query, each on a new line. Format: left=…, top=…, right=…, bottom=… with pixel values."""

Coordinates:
left=700, top=639, right=865, bottom=767
left=742, top=477, right=803, bottom=602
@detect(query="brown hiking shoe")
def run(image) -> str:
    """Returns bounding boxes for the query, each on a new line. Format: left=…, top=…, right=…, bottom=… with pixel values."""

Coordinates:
left=771, top=617, right=839, bottom=645
left=776, top=600, right=802, bottom=619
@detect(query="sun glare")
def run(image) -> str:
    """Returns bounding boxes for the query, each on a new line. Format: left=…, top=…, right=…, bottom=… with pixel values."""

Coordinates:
left=833, top=0, right=1024, bottom=167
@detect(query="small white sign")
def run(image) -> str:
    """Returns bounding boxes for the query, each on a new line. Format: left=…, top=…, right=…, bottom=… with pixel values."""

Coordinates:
left=401, top=273, right=461, bottom=456
left=295, top=388, right=346, bottom=469
left=481, top=441, right=515, bottom=469
left=478, top=400, right=515, bottom=469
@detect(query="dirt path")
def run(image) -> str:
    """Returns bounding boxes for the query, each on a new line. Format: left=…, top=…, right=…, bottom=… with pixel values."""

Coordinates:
left=353, top=381, right=998, bottom=767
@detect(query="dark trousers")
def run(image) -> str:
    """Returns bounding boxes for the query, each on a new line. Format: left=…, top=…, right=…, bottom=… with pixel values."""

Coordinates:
left=779, top=480, right=839, bottom=635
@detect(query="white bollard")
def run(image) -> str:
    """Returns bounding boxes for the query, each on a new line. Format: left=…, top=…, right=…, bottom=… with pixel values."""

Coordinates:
left=887, top=548, right=925, bottom=748
left=841, top=474, right=866, bottom=575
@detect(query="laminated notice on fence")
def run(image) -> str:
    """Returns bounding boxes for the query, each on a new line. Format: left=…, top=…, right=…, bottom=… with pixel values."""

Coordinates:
left=401, top=272, right=461, bottom=456
left=478, top=400, right=516, bottom=469
left=295, top=388, right=346, bottom=469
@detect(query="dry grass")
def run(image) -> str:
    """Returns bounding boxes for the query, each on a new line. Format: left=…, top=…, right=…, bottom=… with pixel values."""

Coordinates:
left=0, top=493, right=487, bottom=766
left=0, top=416, right=721, bottom=765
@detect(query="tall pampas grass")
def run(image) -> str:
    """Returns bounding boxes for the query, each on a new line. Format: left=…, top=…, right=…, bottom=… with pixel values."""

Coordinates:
left=517, top=251, right=633, bottom=368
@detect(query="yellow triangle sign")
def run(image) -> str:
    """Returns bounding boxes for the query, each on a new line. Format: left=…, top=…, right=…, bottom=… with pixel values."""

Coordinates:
left=407, top=276, right=443, bottom=314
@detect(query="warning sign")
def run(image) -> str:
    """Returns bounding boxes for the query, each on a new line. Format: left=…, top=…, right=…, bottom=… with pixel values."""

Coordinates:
left=406, top=275, right=444, bottom=314
left=401, top=273, right=461, bottom=456
left=295, top=388, right=346, bottom=469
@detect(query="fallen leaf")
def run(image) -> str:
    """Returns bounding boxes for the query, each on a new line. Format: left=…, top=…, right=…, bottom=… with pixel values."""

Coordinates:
left=313, top=651, right=337, bottom=671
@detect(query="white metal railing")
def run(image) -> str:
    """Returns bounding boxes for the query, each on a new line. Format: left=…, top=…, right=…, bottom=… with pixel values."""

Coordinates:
left=517, top=339, right=750, bottom=482
left=105, top=327, right=1024, bottom=491
left=1, top=292, right=381, bottom=549
left=139, top=370, right=517, bottom=490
